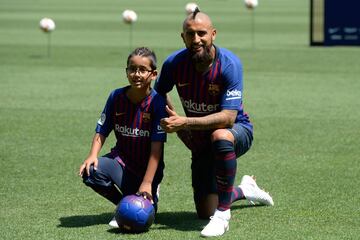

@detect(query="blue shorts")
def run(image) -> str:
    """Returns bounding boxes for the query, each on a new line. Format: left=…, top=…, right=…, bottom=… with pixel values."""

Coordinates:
left=191, top=123, right=253, bottom=199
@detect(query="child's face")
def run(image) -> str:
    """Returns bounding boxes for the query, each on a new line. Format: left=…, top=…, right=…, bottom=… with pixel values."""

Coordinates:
left=126, top=55, right=157, bottom=90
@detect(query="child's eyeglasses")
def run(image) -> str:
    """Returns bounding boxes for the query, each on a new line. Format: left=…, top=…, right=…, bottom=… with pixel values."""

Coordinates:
left=126, top=67, right=153, bottom=76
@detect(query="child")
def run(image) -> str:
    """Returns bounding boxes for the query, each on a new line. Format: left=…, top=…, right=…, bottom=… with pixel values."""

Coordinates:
left=79, top=47, right=167, bottom=228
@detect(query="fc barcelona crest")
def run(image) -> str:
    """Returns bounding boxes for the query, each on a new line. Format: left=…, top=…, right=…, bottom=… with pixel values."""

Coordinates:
left=142, top=112, right=151, bottom=122
left=208, top=84, right=220, bottom=96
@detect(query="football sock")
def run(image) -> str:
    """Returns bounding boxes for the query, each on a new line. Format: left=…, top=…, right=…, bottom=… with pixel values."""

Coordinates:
left=231, top=186, right=245, bottom=203
left=212, top=140, right=237, bottom=211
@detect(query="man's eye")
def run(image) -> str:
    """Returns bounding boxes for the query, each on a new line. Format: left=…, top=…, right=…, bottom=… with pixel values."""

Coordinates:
left=198, top=32, right=206, bottom=37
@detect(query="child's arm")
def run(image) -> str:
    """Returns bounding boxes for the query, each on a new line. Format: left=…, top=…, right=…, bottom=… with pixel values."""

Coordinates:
left=79, top=133, right=106, bottom=176
left=138, top=141, right=163, bottom=201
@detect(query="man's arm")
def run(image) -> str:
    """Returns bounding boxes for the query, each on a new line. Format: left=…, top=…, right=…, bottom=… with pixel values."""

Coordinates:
left=160, top=106, right=237, bottom=133
left=186, top=109, right=237, bottom=130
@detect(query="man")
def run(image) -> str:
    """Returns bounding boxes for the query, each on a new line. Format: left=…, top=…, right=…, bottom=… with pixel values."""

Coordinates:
left=154, top=9, right=274, bottom=237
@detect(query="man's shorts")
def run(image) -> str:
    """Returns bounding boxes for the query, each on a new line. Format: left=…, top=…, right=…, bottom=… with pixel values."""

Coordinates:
left=191, top=123, right=253, bottom=200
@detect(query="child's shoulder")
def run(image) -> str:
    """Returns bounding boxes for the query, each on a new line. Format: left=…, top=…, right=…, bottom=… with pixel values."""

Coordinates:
left=109, top=86, right=129, bottom=98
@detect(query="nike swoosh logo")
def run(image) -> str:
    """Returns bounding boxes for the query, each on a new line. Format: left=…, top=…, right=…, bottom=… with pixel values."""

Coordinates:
left=178, top=82, right=190, bottom=87
left=115, top=112, right=126, bottom=116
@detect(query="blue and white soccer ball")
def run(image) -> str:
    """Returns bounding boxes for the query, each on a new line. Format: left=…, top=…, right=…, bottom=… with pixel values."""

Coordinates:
left=115, top=194, right=155, bottom=232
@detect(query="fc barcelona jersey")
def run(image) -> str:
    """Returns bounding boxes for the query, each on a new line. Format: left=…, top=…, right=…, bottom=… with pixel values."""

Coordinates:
left=96, top=86, right=167, bottom=178
left=154, top=46, right=252, bottom=153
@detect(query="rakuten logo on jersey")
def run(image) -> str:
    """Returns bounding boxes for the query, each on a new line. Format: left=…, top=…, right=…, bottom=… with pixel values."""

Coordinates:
left=181, top=98, right=220, bottom=114
left=115, top=124, right=150, bottom=137
left=226, top=89, right=242, bottom=100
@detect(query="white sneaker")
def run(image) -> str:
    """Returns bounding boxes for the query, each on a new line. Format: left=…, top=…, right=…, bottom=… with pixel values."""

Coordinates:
left=108, top=216, right=119, bottom=228
left=200, top=209, right=230, bottom=237
left=239, top=175, right=274, bottom=206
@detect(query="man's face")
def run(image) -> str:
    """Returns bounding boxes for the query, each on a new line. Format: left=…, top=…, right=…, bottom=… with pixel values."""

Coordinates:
left=181, top=17, right=216, bottom=63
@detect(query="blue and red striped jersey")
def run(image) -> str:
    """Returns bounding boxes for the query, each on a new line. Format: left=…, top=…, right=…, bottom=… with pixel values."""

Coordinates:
left=95, top=86, right=167, bottom=178
left=154, top=46, right=252, bottom=153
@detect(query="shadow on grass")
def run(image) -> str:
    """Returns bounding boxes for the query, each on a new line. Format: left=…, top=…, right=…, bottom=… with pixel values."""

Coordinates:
left=58, top=212, right=113, bottom=228
left=149, top=204, right=266, bottom=232
left=232, top=203, right=268, bottom=211
left=106, top=211, right=206, bottom=234
left=57, top=204, right=267, bottom=231
left=153, top=211, right=205, bottom=231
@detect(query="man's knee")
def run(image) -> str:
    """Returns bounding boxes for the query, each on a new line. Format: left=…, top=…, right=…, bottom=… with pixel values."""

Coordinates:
left=210, top=129, right=234, bottom=143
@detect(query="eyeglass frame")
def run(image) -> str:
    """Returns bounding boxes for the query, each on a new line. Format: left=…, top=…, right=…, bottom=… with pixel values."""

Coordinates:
left=126, top=66, right=154, bottom=76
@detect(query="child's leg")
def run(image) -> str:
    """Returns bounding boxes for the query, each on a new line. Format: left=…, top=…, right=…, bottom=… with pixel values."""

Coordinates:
left=82, top=156, right=124, bottom=205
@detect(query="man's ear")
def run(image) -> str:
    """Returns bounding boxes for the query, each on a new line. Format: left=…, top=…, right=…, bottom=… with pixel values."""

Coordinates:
left=212, top=29, right=217, bottom=41
left=181, top=32, right=185, bottom=43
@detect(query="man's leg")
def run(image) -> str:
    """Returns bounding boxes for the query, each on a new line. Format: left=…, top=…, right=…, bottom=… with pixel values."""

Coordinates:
left=194, top=194, right=218, bottom=219
left=191, top=150, right=218, bottom=219
left=201, top=125, right=254, bottom=237
left=228, top=124, right=253, bottom=203
left=229, top=124, right=274, bottom=206
left=212, top=137, right=237, bottom=211
left=199, top=129, right=235, bottom=237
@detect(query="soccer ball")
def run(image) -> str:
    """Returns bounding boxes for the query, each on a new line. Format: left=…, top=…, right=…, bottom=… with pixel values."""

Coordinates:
left=185, top=2, right=199, bottom=15
left=115, top=194, right=155, bottom=232
left=244, top=0, right=258, bottom=9
left=39, top=18, right=55, bottom=32
left=122, top=9, right=138, bottom=24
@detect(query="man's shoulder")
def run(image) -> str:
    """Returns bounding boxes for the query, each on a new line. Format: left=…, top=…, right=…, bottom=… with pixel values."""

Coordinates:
left=166, top=48, right=188, bottom=62
left=217, top=47, right=240, bottom=60
left=216, top=46, right=242, bottom=66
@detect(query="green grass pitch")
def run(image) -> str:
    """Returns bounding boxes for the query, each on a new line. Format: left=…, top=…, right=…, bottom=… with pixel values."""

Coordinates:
left=0, top=0, right=359, bottom=239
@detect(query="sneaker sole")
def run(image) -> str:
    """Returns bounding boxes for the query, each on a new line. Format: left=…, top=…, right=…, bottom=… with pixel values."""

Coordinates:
left=200, top=225, right=229, bottom=237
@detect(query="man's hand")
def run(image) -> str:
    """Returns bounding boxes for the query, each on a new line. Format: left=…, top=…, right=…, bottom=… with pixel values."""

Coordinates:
left=160, top=105, right=188, bottom=133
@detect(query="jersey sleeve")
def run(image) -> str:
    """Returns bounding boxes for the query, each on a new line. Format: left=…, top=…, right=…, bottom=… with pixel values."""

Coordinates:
left=220, top=55, right=243, bottom=111
left=154, top=56, right=175, bottom=96
left=95, top=91, right=115, bottom=137
left=150, top=94, right=167, bottom=142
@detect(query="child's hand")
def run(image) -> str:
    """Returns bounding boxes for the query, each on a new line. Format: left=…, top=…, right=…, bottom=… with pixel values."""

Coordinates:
left=137, top=182, right=153, bottom=204
left=79, top=156, right=98, bottom=176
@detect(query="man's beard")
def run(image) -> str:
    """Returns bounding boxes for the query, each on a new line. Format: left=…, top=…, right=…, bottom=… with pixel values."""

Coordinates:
left=190, top=44, right=213, bottom=64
